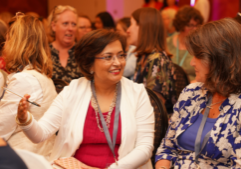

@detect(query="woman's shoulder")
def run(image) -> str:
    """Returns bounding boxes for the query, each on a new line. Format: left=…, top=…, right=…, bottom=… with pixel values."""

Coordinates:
left=63, top=77, right=89, bottom=92
left=183, top=82, right=204, bottom=91
left=147, top=50, right=169, bottom=62
left=167, top=34, right=176, bottom=50
left=178, top=82, right=205, bottom=100
left=121, top=77, right=145, bottom=92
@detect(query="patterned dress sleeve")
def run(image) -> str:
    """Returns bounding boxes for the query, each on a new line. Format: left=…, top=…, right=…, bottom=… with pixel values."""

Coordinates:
left=230, top=111, right=241, bottom=168
left=143, top=51, right=176, bottom=113
left=155, top=85, right=191, bottom=164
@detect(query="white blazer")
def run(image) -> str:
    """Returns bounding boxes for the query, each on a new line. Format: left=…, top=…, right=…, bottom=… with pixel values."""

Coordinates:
left=21, top=77, right=155, bottom=169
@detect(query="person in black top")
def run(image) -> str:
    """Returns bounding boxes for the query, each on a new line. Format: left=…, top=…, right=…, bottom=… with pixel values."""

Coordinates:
left=48, top=5, right=83, bottom=88
left=0, top=138, right=28, bottom=169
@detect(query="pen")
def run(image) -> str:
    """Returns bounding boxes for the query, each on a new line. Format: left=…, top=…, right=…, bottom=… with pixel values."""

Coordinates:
left=2, top=87, right=41, bottom=107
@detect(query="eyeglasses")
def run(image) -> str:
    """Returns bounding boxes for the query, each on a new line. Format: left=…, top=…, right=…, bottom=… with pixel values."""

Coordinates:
left=186, top=23, right=199, bottom=28
left=79, top=26, right=92, bottom=30
left=95, top=53, right=126, bottom=63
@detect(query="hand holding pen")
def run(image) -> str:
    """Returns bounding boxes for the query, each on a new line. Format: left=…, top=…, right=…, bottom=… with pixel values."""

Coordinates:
left=18, top=94, right=31, bottom=123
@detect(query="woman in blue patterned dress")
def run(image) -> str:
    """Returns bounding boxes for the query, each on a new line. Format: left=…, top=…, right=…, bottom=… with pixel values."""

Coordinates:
left=155, top=18, right=241, bottom=169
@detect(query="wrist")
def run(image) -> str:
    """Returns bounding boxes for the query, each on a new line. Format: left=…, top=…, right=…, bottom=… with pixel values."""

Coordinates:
left=16, top=112, right=32, bottom=126
left=18, top=114, right=28, bottom=123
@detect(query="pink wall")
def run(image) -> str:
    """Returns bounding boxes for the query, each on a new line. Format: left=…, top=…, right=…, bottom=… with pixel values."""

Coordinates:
left=106, top=0, right=123, bottom=21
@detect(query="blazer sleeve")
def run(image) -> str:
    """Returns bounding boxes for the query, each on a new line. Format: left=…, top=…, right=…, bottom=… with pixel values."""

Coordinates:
left=19, top=86, right=66, bottom=143
left=109, top=85, right=155, bottom=169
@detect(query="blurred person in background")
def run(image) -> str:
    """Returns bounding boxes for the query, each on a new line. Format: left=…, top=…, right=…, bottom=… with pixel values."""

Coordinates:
left=0, top=12, right=13, bottom=27
left=143, top=0, right=163, bottom=10
left=234, top=12, right=241, bottom=24
left=25, top=12, right=39, bottom=18
left=0, top=13, right=57, bottom=159
left=116, top=17, right=136, bottom=79
left=167, top=6, right=203, bottom=82
left=162, top=0, right=178, bottom=11
left=194, top=0, right=210, bottom=23
left=0, top=137, right=28, bottom=169
left=77, top=15, right=92, bottom=42
left=0, top=19, right=7, bottom=72
left=161, top=8, right=177, bottom=37
left=127, top=7, right=176, bottom=114
left=95, top=12, right=115, bottom=31
left=0, top=19, right=7, bottom=98
left=48, top=5, right=82, bottom=88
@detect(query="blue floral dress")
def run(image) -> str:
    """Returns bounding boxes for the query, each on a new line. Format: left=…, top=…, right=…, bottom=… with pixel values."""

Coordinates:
left=156, top=82, right=241, bottom=169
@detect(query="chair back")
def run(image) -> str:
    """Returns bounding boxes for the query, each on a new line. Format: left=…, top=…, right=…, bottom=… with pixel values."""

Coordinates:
left=173, top=63, right=190, bottom=99
left=53, top=79, right=69, bottom=93
left=145, top=87, right=169, bottom=167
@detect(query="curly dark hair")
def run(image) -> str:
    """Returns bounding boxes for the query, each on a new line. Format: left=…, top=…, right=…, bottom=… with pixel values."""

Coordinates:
left=75, top=29, right=126, bottom=80
left=185, top=18, right=241, bottom=97
left=173, top=6, right=203, bottom=32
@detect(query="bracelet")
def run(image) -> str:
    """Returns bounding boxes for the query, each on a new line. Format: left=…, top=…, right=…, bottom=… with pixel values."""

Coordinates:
left=159, top=167, right=168, bottom=169
left=15, top=112, right=33, bottom=126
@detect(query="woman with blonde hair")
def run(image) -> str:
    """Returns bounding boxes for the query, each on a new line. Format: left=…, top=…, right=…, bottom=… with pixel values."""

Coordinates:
left=48, top=5, right=82, bottom=89
left=0, top=13, right=57, bottom=159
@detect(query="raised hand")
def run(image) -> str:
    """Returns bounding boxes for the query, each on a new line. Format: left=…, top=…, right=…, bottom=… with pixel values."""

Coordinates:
left=17, top=94, right=30, bottom=123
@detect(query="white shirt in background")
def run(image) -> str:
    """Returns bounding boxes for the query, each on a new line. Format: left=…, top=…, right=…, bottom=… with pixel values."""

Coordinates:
left=194, top=0, right=210, bottom=23
left=123, top=45, right=137, bottom=79
left=0, top=71, right=4, bottom=97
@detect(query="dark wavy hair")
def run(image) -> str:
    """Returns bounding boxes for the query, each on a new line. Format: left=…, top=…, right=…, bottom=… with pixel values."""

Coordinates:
left=75, top=29, right=126, bottom=80
left=185, top=18, right=241, bottom=97
left=173, top=6, right=203, bottom=32
left=96, top=12, right=115, bottom=30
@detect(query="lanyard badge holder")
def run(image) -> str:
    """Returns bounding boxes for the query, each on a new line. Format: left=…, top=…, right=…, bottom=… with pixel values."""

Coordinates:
left=194, top=96, right=213, bottom=169
left=91, top=81, right=121, bottom=166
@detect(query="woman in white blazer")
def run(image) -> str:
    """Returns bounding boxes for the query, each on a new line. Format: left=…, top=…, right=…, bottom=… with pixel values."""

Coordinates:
left=17, top=30, right=155, bottom=169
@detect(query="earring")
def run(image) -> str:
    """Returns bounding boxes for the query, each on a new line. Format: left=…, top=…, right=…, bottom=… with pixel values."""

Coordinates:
left=90, top=71, right=94, bottom=74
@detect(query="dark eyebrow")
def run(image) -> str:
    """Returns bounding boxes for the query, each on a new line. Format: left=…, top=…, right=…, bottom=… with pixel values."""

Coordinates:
left=102, top=51, right=124, bottom=55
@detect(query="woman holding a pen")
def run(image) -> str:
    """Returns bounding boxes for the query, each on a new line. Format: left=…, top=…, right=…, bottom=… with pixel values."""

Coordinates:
left=0, top=13, right=57, bottom=159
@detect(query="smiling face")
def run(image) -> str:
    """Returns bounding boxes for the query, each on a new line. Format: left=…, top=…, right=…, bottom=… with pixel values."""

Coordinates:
left=52, top=10, right=77, bottom=47
left=190, top=56, right=209, bottom=83
left=127, top=17, right=139, bottom=46
left=91, top=40, right=126, bottom=85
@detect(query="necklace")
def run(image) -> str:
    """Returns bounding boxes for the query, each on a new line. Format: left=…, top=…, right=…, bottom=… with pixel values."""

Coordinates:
left=206, top=99, right=225, bottom=109
left=91, top=84, right=118, bottom=132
